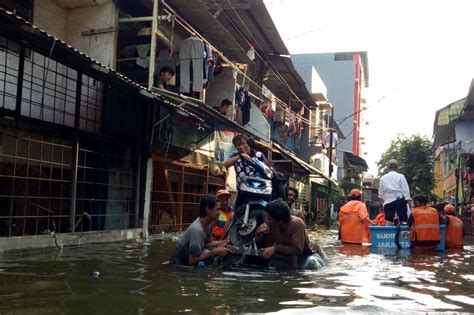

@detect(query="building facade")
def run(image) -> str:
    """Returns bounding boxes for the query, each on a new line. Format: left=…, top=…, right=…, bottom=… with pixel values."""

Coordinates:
left=0, top=0, right=336, bottom=249
left=291, top=52, right=369, bottom=180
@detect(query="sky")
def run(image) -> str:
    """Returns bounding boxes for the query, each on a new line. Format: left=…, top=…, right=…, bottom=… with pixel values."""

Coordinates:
left=265, top=0, right=474, bottom=175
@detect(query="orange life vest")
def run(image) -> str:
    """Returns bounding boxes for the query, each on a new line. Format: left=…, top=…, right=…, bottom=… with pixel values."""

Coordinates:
left=410, top=206, right=440, bottom=243
left=374, top=213, right=386, bottom=226
left=339, top=200, right=371, bottom=244
left=445, top=214, right=464, bottom=248
left=212, top=210, right=232, bottom=239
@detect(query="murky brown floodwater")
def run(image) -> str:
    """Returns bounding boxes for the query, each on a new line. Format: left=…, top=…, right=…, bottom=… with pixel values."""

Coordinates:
left=0, top=229, right=474, bottom=314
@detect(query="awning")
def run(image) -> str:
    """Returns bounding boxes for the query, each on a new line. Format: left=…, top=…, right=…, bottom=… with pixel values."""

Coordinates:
left=272, top=140, right=330, bottom=180
left=342, top=151, right=368, bottom=172
left=151, top=87, right=257, bottom=137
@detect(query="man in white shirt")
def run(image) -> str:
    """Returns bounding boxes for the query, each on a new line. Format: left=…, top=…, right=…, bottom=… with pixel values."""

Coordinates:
left=378, top=159, right=411, bottom=225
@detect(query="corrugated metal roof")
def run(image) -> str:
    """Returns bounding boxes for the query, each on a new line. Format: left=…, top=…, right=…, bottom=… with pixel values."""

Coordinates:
left=342, top=151, right=368, bottom=172
left=272, top=140, right=329, bottom=178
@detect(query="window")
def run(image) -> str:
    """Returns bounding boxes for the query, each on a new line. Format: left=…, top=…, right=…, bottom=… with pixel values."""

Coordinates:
left=0, top=0, right=34, bottom=21
left=80, top=74, right=103, bottom=133
left=75, top=141, right=137, bottom=232
left=22, top=51, right=77, bottom=127
left=0, top=37, right=20, bottom=111
left=0, top=118, right=73, bottom=236
left=442, top=148, right=455, bottom=176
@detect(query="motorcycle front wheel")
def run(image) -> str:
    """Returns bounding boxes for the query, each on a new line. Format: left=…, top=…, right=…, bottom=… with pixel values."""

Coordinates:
left=228, top=208, right=267, bottom=246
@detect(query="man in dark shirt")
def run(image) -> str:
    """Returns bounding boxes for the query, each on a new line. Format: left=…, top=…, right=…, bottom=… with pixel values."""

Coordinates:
left=157, top=66, right=175, bottom=90
left=170, top=195, right=229, bottom=265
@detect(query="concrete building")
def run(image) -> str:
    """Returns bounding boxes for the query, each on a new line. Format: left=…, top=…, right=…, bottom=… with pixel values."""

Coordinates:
left=0, top=0, right=334, bottom=250
left=291, top=52, right=369, bottom=180
left=433, top=80, right=474, bottom=234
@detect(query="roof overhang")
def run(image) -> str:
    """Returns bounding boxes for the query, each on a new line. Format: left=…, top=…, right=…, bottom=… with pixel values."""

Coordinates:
left=0, top=8, right=258, bottom=136
left=342, top=151, right=368, bottom=173
left=272, top=140, right=329, bottom=179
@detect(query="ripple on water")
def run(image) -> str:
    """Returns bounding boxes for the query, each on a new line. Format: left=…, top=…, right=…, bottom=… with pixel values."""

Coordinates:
left=295, top=288, right=350, bottom=297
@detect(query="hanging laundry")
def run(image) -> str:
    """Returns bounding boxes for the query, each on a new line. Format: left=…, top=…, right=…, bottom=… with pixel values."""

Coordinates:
left=136, top=44, right=151, bottom=58
left=288, top=112, right=297, bottom=136
left=203, top=45, right=215, bottom=87
left=273, top=103, right=285, bottom=124
left=121, top=45, right=136, bottom=57
left=242, top=90, right=251, bottom=125
left=136, top=56, right=150, bottom=69
left=179, top=36, right=205, bottom=94
left=235, top=86, right=245, bottom=107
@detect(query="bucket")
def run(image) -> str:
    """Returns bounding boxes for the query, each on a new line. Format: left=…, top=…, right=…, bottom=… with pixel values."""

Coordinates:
left=369, top=225, right=446, bottom=251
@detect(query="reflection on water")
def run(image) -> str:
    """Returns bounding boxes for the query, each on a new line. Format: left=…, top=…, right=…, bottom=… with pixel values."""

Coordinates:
left=0, top=229, right=473, bottom=314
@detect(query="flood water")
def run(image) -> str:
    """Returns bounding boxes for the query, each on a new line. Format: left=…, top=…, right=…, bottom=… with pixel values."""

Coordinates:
left=1, top=230, right=474, bottom=314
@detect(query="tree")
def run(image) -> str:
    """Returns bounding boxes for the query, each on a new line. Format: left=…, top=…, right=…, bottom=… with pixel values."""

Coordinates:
left=377, top=135, right=435, bottom=200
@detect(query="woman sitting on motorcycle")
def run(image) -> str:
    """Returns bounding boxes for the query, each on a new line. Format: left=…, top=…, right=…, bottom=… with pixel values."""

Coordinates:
left=223, top=134, right=269, bottom=209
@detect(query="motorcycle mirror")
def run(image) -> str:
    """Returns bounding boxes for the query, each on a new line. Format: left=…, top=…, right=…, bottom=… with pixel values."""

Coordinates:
left=247, top=137, right=258, bottom=150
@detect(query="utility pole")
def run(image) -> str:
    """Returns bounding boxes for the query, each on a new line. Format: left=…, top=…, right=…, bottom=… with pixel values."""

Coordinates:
left=326, top=105, right=335, bottom=228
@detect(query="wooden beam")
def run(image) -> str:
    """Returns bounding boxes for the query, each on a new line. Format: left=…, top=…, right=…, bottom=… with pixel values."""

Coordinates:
left=148, top=0, right=159, bottom=89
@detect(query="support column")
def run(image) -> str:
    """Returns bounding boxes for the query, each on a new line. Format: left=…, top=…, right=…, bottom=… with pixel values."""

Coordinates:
left=134, top=122, right=143, bottom=228
left=148, top=0, right=159, bottom=89
left=142, top=157, right=154, bottom=239
left=69, top=72, right=82, bottom=232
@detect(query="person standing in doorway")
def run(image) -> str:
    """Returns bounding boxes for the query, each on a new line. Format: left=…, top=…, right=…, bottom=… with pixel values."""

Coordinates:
left=378, top=159, right=411, bottom=225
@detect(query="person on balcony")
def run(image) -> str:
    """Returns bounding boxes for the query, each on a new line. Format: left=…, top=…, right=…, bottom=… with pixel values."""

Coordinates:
left=213, top=99, right=232, bottom=117
left=156, top=66, right=176, bottom=91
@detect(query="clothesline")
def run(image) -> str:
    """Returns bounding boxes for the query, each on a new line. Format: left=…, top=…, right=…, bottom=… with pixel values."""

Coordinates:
left=160, top=3, right=321, bottom=131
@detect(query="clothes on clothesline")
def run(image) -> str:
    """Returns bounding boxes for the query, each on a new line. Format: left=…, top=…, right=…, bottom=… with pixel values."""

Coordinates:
left=180, top=36, right=206, bottom=94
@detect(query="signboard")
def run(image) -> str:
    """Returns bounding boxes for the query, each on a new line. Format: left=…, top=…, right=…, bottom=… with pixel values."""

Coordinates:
left=214, top=127, right=238, bottom=162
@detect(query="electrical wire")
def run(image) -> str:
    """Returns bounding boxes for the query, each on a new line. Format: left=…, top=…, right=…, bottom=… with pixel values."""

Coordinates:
left=160, top=1, right=319, bottom=129
left=222, top=0, right=313, bottom=114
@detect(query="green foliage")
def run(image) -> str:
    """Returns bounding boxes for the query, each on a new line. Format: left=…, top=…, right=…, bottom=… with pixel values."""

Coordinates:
left=377, top=135, right=435, bottom=200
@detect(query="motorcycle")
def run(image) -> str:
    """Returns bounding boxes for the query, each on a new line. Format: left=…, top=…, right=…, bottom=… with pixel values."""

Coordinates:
left=227, top=156, right=274, bottom=246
